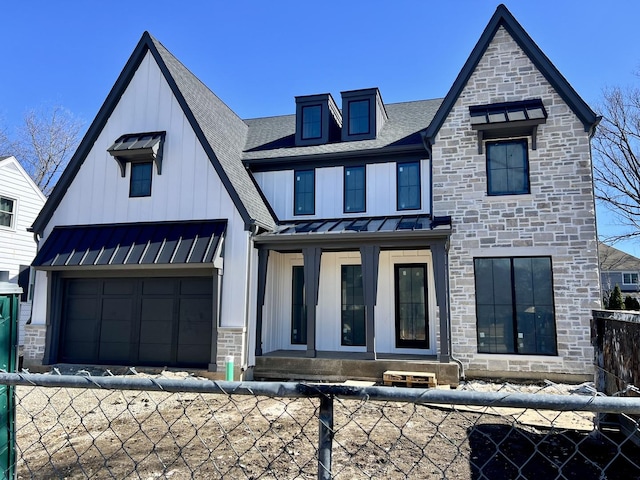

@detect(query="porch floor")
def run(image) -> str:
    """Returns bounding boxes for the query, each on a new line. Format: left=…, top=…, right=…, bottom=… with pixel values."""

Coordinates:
left=253, top=350, right=459, bottom=386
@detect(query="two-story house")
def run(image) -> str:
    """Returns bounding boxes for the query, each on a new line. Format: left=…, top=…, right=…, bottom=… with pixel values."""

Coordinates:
left=26, top=5, right=600, bottom=383
left=599, top=242, right=640, bottom=300
left=0, top=156, right=47, bottom=357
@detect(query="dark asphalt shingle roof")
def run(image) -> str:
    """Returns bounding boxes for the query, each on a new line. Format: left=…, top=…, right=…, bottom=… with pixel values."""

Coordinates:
left=242, top=99, right=443, bottom=161
left=599, top=242, right=640, bottom=272
left=151, top=35, right=276, bottom=230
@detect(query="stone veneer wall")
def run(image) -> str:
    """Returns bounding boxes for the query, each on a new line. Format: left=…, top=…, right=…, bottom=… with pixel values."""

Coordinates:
left=432, top=27, right=600, bottom=377
left=22, top=324, right=46, bottom=367
left=216, top=328, right=245, bottom=379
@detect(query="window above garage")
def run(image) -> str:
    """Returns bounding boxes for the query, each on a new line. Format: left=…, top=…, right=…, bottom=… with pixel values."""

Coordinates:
left=107, top=131, right=166, bottom=177
left=469, top=99, right=547, bottom=154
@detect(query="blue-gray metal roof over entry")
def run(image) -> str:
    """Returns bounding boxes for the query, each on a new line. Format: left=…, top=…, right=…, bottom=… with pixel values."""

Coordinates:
left=33, top=220, right=226, bottom=268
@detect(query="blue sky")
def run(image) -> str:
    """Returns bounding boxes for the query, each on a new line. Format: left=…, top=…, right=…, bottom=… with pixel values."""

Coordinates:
left=2, top=1, right=639, bottom=253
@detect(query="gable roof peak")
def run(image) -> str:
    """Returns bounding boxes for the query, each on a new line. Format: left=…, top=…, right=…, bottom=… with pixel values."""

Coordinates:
left=31, top=31, right=275, bottom=234
left=423, top=4, right=600, bottom=145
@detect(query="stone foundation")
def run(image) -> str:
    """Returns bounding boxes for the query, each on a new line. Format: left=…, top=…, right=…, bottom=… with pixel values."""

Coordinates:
left=216, top=328, right=245, bottom=379
left=22, top=324, right=46, bottom=369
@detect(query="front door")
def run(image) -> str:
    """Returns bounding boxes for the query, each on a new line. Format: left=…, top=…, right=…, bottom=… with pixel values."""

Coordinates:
left=394, top=264, right=428, bottom=348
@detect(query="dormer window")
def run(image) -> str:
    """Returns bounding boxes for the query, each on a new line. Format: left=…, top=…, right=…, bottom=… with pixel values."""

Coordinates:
left=301, top=105, right=322, bottom=140
left=348, top=99, right=370, bottom=135
left=295, top=94, right=342, bottom=146
left=341, top=88, right=387, bottom=141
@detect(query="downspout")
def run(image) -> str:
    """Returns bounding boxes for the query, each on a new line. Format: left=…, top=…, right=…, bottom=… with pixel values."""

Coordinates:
left=241, top=220, right=259, bottom=377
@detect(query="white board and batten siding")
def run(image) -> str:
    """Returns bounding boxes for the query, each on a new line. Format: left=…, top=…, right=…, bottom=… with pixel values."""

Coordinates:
left=260, top=250, right=437, bottom=356
left=31, top=51, right=251, bottom=331
left=254, top=160, right=431, bottom=221
left=0, top=157, right=47, bottom=346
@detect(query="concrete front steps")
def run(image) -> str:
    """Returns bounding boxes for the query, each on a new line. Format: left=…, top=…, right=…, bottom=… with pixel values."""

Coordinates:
left=252, top=352, right=460, bottom=386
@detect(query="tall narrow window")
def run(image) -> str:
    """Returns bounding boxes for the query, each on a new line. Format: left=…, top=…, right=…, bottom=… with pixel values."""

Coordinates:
left=395, top=264, right=428, bottom=348
left=397, top=162, right=420, bottom=210
left=341, top=265, right=365, bottom=346
left=0, top=196, right=15, bottom=228
left=291, top=266, right=306, bottom=345
left=348, top=99, right=370, bottom=135
left=344, top=166, right=366, bottom=213
left=486, top=140, right=529, bottom=195
left=302, top=105, right=322, bottom=140
left=130, top=162, right=153, bottom=197
left=474, top=257, right=556, bottom=355
left=294, top=169, right=315, bottom=215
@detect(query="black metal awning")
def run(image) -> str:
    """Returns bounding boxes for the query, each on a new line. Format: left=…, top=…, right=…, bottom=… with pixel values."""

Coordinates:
left=253, top=215, right=451, bottom=250
left=33, top=220, right=226, bottom=269
left=107, top=131, right=165, bottom=176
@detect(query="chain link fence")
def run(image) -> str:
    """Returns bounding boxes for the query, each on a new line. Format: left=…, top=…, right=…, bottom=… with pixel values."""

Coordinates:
left=2, top=370, right=640, bottom=479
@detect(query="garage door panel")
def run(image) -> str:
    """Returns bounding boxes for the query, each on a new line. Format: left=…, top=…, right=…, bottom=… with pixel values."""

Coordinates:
left=180, top=298, right=211, bottom=323
left=139, top=344, right=173, bottom=364
left=66, top=279, right=101, bottom=296
left=177, top=344, right=210, bottom=365
left=64, top=317, right=100, bottom=343
left=60, top=276, right=213, bottom=368
left=142, top=279, right=176, bottom=296
left=99, top=342, right=131, bottom=364
left=178, top=323, right=211, bottom=345
left=103, top=279, right=136, bottom=295
left=140, top=298, right=174, bottom=322
left=180, top=278, right=212, bottom=295
left=66, top=298, right=99, bottom=321
left=100, top=319, right=133, bottom=343
left=61, top=341, right=97, bottom=363
left=102, top=298, right=134, bottom=321
left=140, top=320, right=173, bottom=344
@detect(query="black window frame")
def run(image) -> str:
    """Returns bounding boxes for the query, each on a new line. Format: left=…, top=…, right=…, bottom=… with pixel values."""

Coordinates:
left=129, top=161, right=153, bottom=198
left=474, top=256, right=557, bottom=356
left=394, top=263, right=429, bottom=349
left=301, top=104, right=322, bottom=140
left=344, top=165, right=366, bottom=213
left=486, top=139, right=530, bottom=196
left=341, top=264, right=366, bottom=346
left=396, top=161, right=421, bottom=211
left=0, top=195, right=15, bottom=229
left=348, top=99, right=371, bottom=136
left=294, top=169, right=315, bottom=216
left=291, top=265, right=306, bottom=345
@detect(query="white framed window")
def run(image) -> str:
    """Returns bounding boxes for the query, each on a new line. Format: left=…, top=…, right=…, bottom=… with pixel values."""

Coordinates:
left=623, top=272, right=639, bottom=285
left=0, top=196, right=16, bottom=229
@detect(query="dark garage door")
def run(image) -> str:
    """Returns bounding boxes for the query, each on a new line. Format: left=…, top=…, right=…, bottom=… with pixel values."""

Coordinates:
left=59, top=276, right=213, bottom=368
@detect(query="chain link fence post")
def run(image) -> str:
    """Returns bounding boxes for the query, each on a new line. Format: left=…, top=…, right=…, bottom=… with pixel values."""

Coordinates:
left=318, top=393, right=333, bottom=480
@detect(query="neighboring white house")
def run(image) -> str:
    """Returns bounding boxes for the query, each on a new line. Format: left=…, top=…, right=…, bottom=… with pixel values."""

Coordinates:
left=0, top=156, right=46, bottom=355
left=25, top=5, right=601, bottom=383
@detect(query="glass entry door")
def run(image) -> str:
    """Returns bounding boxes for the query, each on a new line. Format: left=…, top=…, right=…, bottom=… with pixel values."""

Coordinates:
left=394, top=264, right=428, bottom=348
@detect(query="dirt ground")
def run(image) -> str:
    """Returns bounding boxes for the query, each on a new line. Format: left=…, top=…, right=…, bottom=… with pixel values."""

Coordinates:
left=11, top=373, right=640, bottom=479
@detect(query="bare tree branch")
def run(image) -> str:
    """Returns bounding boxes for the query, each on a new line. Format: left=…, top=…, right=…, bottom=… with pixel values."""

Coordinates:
left=12, top=105, right=84, bottom=196
left=594, top=83, right=640, bottom=241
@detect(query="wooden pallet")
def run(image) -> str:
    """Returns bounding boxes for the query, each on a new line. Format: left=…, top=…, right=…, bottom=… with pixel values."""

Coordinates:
left=383, top=370, right=437, bottom=388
